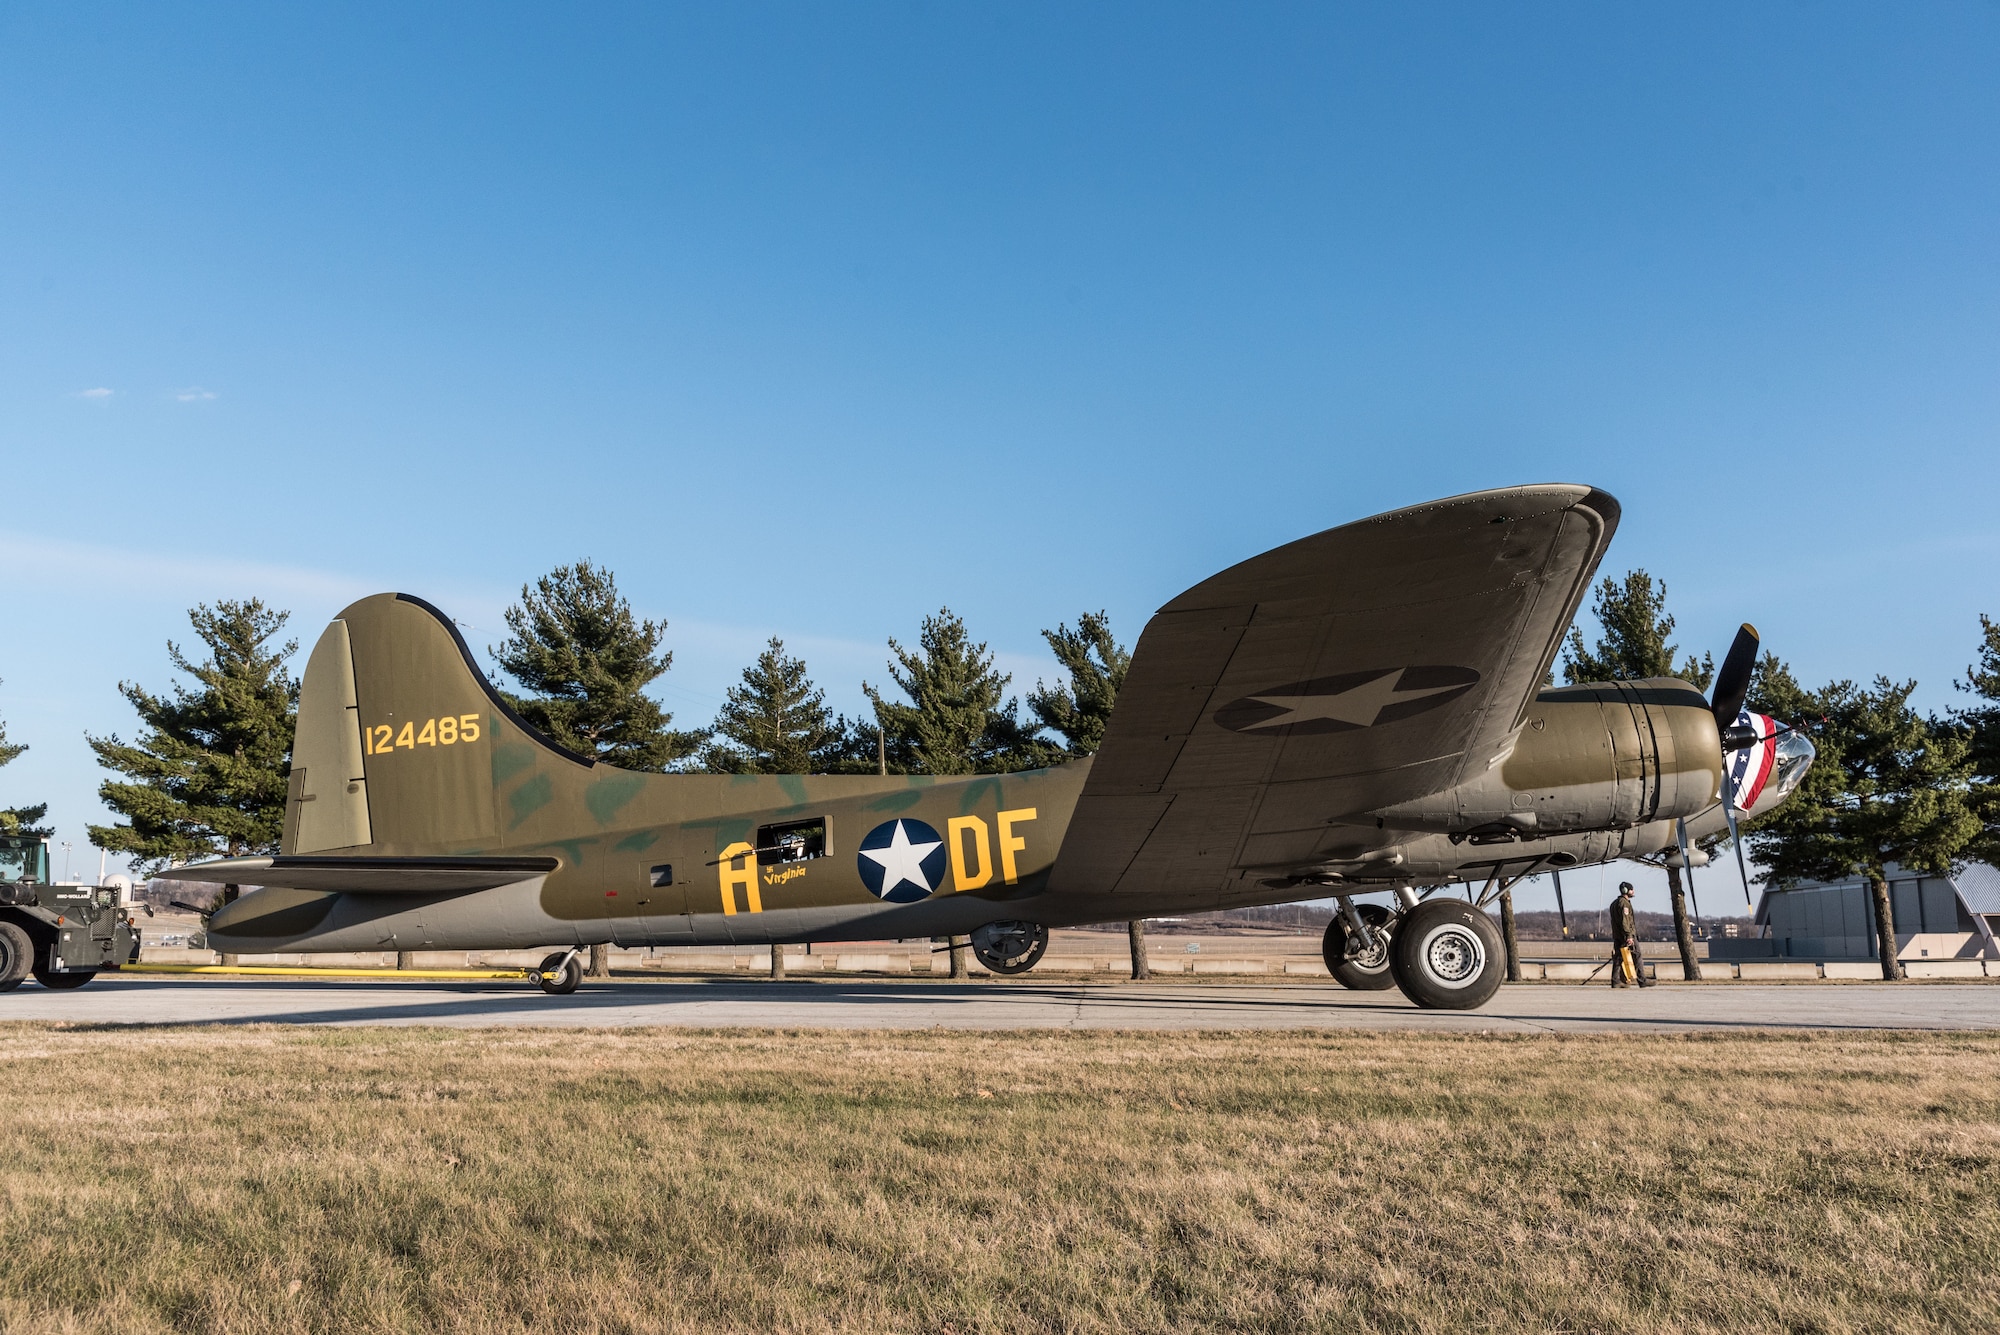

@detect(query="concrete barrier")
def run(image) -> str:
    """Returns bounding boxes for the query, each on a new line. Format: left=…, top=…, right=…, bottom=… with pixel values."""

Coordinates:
left=1823, top=962, right=1888, bottom=979
left=833, top=953, right=911, bottom=974
left=1542, top=962, right=1600, bottom=981
left=1191, top=958, right=1270, bottom=975
left=1905, top=960, right=1987, bottom=979
left=1737, top=962, right=1820, bottom=981
left=1282, top=960, right=1331, bottom=976
left=140, top=948, right=221, bottom=965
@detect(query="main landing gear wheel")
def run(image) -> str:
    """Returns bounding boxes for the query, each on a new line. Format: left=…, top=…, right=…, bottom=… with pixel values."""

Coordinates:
left=1322, top=904, right=1396, bottom=990
left=0, top=922, right=32, bottom=993
left=536, top=951, right=583, bottom=995
left=33, top=967, right=97, bottom=991
left=970, top=921, right=1049, bottom=975
left=1388, top=899, right=1504, bottom=1011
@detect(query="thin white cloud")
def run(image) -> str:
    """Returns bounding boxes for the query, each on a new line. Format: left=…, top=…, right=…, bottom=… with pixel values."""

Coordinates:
left=73, top=387, right=113, bottom=399
left=174, top=387, right=218, bottom=402
left=0, top=529, right=377, bottom=610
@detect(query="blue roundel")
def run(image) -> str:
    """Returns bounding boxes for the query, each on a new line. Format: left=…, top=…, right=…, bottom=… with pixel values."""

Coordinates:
left=857, top=818, right=949, bottom=904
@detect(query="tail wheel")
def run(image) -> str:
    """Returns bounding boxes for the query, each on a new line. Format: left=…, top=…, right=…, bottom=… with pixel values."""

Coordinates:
left=33, top=967, right=97, bottom=991
left=970, top=921, right=1049, bottom=975
left=537, top=952, right=583, bottom=996
left=0, top=922, right=31, bottom=993
left=1322, top=905, right=1397, bottom=990
left=1388, top=899, right=1505, bottom=1010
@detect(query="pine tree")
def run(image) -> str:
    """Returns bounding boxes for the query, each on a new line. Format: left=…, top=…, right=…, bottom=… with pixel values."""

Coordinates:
left=702, top=638, right=852, bottom=774
left=1561, top=570, right=1714, bottom=688
left=865, top=609, right=1034, bottom=775
left=1951, top=614, right=2000, bottom=862
left=87, top=601, right=298, bottom=876
left=1028, top=612, right=1130, bottom=759
left=0, top=682, right=51, bottom=838
left=491, top=562, right=702, bottom=771
left=1957, top=615, right=2000, bottom=772
left=1746, top=673, right=1979, bottom=980
left=0, top=686, right=21, bottom=771
left=1563, top=572, right=1715, bottom=964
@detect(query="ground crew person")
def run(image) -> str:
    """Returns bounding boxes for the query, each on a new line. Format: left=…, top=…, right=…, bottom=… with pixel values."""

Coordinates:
left=1609, top=881, right=1654, bottom=988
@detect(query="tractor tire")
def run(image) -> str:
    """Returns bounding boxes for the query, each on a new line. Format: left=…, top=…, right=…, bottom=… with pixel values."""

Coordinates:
left=0, top=921, right=32, bottom=992
left=33, top=967, right=98, bottom=990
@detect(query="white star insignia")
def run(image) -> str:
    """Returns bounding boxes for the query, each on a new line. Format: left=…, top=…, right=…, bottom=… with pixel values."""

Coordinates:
left=860, top=820, right=943, bottom=896
left=1244, top=669, right=1467, bottom=730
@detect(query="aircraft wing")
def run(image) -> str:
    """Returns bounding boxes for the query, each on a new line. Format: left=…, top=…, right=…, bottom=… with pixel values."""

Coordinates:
left=1047, top=484, right=1618, bottom=899
left=152, top=855, right=561, bottom=895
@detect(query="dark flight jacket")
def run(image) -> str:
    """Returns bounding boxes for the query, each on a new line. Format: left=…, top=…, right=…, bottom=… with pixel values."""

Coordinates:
left=1611, top=897, right=1637, bottom=946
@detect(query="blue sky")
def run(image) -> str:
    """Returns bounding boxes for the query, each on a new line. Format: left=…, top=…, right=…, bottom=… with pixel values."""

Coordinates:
left=3, top=3, right=1997, bottom=913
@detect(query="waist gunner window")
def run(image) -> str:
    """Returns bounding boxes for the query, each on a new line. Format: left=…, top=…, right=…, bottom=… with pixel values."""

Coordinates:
left=757, top=818, right=827, bottom=865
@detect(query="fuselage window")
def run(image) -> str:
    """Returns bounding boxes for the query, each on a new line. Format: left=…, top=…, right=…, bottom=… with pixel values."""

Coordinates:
left=649, top=864, right=674, bottom=888
left=757, top=818, right=827, bottom=866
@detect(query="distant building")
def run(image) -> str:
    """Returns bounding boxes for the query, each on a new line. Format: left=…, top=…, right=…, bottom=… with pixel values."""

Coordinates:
left=1713, top=862, right=2000, bottom=962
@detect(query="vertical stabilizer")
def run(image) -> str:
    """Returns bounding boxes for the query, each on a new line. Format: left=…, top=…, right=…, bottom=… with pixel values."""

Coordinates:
left=284, top=619, right=373, bottom=853
left=307, top=593, right=598, bottom=853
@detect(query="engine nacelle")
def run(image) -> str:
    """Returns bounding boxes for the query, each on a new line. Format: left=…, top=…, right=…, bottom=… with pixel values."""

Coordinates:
left=1371, top=677, right=1723, bottom=844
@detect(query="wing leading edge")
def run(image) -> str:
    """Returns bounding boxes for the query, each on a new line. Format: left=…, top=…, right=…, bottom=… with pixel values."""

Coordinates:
left=1047, top=484, right=1619, bottom=900
left=152, top=855, right=562, bottom=895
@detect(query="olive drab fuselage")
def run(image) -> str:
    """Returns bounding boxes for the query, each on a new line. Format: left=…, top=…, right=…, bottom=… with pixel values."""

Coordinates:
left=211, top=593, right=1101, bottom=952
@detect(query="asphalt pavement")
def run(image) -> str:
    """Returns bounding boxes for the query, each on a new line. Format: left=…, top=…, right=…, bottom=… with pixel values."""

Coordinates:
left=6, top=974, right=2000, bottom=1031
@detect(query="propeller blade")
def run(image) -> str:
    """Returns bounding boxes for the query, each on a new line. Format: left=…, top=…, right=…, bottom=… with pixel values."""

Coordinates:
left=1720, top=773, right=1756, bottom=911
left=1552, top=868, right=1568, bottom=938
left=1710, top=622, right=1760, bottom=731
left=1674, top=817, right=1704, bottom=926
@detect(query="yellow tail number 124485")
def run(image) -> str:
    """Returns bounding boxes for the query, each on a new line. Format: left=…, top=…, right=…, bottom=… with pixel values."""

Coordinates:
left=366, top=713, right=482, bottom=754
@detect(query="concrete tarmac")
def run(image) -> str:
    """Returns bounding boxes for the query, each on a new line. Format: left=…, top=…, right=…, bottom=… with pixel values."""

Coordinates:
left=6, top=974, right=2000, bottom=1031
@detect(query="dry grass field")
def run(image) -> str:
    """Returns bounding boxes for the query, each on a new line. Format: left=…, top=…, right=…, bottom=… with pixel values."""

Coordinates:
left=2, top=1027, right=1997, bottom=1334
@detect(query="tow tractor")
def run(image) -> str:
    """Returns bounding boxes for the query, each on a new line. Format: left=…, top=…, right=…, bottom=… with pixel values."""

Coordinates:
left=0, top=835, right=141, bottom=991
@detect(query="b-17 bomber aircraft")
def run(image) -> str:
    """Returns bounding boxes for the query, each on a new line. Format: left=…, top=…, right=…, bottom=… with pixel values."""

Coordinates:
left=154, top=484, right=1814, bottom=1010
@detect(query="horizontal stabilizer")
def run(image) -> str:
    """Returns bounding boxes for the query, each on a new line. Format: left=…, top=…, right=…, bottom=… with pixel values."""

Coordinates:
left=153, top=855, right=561, bottom=895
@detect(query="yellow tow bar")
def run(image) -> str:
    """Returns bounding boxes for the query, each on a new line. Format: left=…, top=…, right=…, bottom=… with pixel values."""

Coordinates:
left=117, top=963, right=535, bottom=981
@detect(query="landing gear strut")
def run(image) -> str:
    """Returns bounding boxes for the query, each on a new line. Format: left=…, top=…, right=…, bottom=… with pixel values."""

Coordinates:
left=535, top=949, right=584, bottom=995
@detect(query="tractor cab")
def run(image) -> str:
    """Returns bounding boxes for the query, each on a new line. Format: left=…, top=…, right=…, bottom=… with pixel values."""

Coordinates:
left=0, top=835, right=142, bottom=991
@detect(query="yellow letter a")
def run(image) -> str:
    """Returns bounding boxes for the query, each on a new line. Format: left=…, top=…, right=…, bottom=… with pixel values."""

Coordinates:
left=718, top=842, right=761, bottom=915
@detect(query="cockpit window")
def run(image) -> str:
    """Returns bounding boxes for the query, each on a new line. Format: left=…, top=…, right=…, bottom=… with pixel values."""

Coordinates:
left=1770, top=731, right=1815, bottom=799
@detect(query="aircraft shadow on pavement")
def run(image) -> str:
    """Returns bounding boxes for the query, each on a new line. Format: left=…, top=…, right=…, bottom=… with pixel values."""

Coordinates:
left=43, top=976, right=1999, bottom=1032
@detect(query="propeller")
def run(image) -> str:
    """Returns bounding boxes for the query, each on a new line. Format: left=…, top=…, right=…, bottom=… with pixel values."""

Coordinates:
left=1709, top=622, right=1762, bottom=911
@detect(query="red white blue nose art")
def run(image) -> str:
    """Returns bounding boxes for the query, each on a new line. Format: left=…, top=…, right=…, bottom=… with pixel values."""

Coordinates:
left=857, top=818, right=948, bottom=903
left=1727, top=707, right=1779, bottom=811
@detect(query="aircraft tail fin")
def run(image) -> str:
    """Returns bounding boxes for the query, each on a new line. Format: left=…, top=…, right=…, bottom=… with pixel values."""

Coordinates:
left=284, top=593, right=594, bottom=855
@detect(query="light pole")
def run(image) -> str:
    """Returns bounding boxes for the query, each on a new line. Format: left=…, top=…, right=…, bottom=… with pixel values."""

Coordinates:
left=60, top=841, right=73, bottom=882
